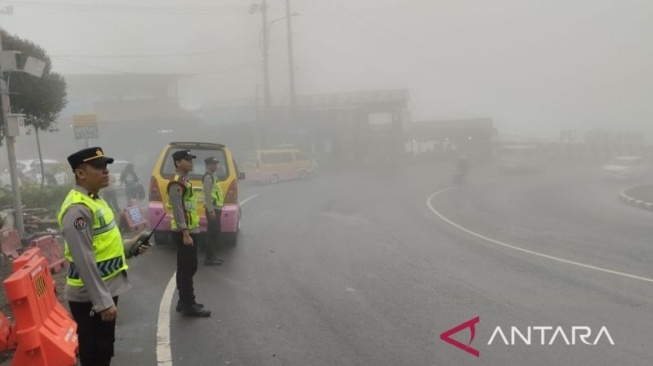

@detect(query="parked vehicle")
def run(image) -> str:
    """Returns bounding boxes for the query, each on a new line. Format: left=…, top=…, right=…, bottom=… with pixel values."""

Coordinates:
left=243, top=148, right=312, bottom=184
left=496, top=145, right=547, bottom=173
left=0, top=168, right=14, bottom=189
left=600, top=156, right=649, bottom=180
left=17, top=159, right=62, bottom=176
left=148, top=142, right=244, bottom=245
left=1, top=159, right=64, bottom=188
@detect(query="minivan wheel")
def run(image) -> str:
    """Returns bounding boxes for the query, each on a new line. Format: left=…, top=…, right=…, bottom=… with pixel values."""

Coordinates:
left=269, top=174, right=279, bottom=184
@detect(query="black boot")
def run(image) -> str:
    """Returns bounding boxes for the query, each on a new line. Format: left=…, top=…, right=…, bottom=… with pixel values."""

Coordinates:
left=182, top=303, right=211, bottom=317
left=176, top=300, right=204, bottom=312
left=204, top=258, right=224, bottom=266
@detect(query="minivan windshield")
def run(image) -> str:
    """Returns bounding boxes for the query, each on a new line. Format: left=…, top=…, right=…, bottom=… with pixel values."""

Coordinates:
left=160, top=148, right=229, bottom=181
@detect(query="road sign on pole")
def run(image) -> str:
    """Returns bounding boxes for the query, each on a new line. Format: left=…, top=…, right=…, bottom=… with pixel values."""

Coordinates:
left=72, top=114, right=99, bottom=140
left=73, top=126, right=99, bottom=139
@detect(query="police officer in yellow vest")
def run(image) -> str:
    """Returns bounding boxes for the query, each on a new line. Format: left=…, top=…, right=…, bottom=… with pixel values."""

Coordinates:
left=202, top=156, right=224, bottom=266
left=168, top=150, right=212, bottom=317
left=58, top=147, right=150, bottom=366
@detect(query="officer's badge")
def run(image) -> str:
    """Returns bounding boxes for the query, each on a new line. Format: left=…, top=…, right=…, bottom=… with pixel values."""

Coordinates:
left=73, top=217, right=87, bottom=231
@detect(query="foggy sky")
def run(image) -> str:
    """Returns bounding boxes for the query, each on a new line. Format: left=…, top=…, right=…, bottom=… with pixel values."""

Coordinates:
left=2, top=0, right=653, bottom=139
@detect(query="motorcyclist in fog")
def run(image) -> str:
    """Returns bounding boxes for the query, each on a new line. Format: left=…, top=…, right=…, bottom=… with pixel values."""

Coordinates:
left=454, top=154, right=468, bottom=185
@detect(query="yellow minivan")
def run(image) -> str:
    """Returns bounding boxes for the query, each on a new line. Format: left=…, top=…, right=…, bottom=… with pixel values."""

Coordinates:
left=242, top=148, right=312, bottom=184
left=148, top=142, right=244, bottom=245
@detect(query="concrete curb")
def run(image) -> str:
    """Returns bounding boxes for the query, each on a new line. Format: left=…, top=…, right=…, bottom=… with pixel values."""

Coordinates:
left=620, top=185, right=653, bottom=212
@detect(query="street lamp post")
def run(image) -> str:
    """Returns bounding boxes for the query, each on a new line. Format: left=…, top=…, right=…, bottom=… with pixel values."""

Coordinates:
left=1, top=8, right=47, bottom=236
left=0, top=8, right=26, bottom=235
left=0, top=78, right=24, bottom=235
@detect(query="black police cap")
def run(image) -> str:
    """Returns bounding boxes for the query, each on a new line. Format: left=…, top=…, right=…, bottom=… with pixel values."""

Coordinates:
left=172, top=150, right=196, bottom=161
left=67, top=147, right=114, bottom=170
left=204, top=157, right=219, bottom=165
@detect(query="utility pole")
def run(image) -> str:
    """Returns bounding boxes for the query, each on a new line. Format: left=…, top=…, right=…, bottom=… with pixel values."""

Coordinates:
left=261, top=0, right=271, bottom=109
left=285, top=0, right=297, bottom=115
left=250, top=1, right=271, bottom=148
left=284, top=0, right=303, bottom=150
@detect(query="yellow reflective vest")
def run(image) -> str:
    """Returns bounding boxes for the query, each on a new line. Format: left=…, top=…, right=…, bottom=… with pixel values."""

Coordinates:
left=58, top=189, right=127, bottom=287
left=166, top=174, right=200, bottom=230
left=203, top=172, right=224, bottom=208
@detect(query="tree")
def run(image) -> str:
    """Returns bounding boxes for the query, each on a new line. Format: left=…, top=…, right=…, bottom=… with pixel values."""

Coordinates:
left=0, top=30, right=67, bottom=187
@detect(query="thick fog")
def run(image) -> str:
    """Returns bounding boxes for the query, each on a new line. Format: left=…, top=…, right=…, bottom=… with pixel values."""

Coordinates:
left=2, top=3, right=652, bottom=365
left=2, top=0, right=652, bottom=140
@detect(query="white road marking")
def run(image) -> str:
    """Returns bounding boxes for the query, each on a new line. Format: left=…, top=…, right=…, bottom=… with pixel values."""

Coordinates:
left=240, top=194, right=258, bottom=206
left=157, top=194, right=259, bottom=365
left=156, top=275, right=176, bottom=366
left=427, top=187, right=653, bottom=284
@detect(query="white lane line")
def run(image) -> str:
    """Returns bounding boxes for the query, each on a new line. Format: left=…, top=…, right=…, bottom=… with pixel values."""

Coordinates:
left=427, top=187, right=653, bottom=284
left=156, top=274, right=177, bottom=366
left=240, top=194, right=258, bottom=205
left=156, top=194, right=258, bottom=365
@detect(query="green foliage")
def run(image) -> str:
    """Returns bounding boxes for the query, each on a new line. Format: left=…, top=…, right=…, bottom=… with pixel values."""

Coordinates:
left=0, top=30, right=68, bottom=144
left=0, top=184, right=71, bottom=212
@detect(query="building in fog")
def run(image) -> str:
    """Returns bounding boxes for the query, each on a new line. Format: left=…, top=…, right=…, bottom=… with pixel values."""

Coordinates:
left=199, top=89, right=411, bottom=170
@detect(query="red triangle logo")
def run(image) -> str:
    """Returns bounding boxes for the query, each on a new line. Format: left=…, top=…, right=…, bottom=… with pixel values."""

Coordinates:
left=440, top=316, right=480, bottom=357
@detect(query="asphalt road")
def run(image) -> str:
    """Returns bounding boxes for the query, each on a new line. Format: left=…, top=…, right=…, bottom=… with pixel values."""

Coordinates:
left=111, top=160, right=652, bottom=366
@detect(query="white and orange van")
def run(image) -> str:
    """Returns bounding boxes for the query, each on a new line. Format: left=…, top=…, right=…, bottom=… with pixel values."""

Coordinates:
left=242, top=148, right=312, bottom=184
left=148, top=142, right=244, bottom=245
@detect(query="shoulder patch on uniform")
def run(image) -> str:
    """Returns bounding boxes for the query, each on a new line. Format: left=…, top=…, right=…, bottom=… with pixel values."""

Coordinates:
left=177, top=186, right=183, bottom=195
left=73, top=217, right=87, bottom=231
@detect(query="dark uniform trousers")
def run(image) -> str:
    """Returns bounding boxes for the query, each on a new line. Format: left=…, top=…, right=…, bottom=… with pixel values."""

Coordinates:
left=173, top=231, right=199, bottom=305
left=205, top=208, right=221, bottom=260
left=69, top=296, right=119, bottom=366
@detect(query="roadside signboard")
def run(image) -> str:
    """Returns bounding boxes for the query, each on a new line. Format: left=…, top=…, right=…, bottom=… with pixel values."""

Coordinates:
left=72, top=114, right=99, bottom=140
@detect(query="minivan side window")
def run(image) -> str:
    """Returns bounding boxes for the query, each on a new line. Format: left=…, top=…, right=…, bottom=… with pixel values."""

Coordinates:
left=281, top=153, right=294, bottom=163
left=295, top=152, right=307, bottom=161
left=266, top=153, right=284, bottom=164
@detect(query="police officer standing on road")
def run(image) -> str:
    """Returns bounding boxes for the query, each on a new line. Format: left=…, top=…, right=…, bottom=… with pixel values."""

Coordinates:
left=202, top=156, right=224, bottom=266
left=58, top=147, right=150, bottom=366
left=168, top=150, right=212, bottom=317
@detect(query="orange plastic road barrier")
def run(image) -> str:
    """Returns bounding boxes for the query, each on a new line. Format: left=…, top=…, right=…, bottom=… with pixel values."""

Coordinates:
left=0, top=310, right=15, bottom=352
left=28, top=235, right=66, bottom=274
left=120, top=203, right=147, bottom=232
left=13, top=247, right=63, bottom=298
left=11, top=247, right=44, bottom=273
left=0, top=228, right=23, bottom=260
left=3, top=256, right=77, bottom=366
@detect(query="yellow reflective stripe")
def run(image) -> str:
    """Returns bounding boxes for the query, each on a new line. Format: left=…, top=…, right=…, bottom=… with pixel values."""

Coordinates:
left=93, top=220, right=116, bottom=236
left=97, top=209, right=107, bottom=227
